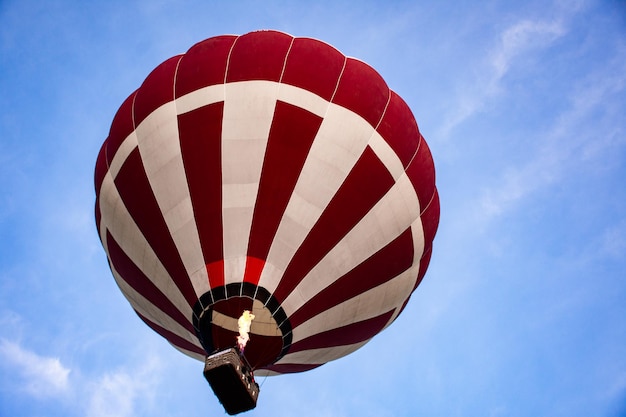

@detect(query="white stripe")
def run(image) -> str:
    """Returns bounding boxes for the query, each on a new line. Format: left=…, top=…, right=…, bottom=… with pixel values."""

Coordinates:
left=254, top=369, right=279, bottom=377
left=281, top=172, right=423, bottom=315
left=277, top=83, right=328, bottom=117
left=221, top=81, right=278, bottom=284
left=97, top=173, right=193, bottom=320
left=368, top=130, right=405, bottom=180
left=175, top=84, right=224, bottom=114
left=258, top=103, right=375, bottom=292
left=107, top=131, right=138, bottom=178
left=385, top=218, right=427, bottom=325
left=134, top=102, right=210, bottom=297
left=110, top=264, right=201, bottom=350
left=171, top=345, right=205, bottom=361
left=288, top=262, right=419, bottom=345
left=275, top=340, right=369, bottom=366
left=175, top=81, right=328, bottom=117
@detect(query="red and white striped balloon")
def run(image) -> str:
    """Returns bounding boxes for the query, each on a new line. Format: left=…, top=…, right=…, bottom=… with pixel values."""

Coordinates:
left=94, top=30, right=439, bottom=375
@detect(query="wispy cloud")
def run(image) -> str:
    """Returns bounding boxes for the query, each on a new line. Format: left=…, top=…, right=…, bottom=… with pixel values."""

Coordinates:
left=86, top=356, right=162, bottom=417
left=596, top=220, right=626, bottom=261
left=0, top=311, right=163, bottom=416
left=0, top=338, right=71, bottom=398
left=440, top=17, right=566, bottom=137
left=478, top=49, right=626, bottom=221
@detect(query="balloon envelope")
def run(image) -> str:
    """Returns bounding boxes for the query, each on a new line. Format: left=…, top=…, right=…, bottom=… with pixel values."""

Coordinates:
left=95, top=30, right=439, bottom=375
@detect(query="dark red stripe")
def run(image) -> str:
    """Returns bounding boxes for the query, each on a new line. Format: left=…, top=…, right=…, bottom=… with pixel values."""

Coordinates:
left=133, top=55, right=182, bottom=127
left=288, top=309, right=394, bottom=353
left=413, top=189, right=439, bottom=291
left=226, top=31, right=292, bottom=83
left=406, top=135, right=436, bottom=209
left=273, top=146, right=395, bottom=303
left=177, top=103, right=225, bottom=288
left=414, top=244, right=433, bottom=291
left=105, top=90, right=137, bottom=167
left=332, top=57, right=389, bottom=128
left=113, top=148, right=197, bottom=306
left=421, top=188, right=440, bottom=243
left=136, top=311, right=205, bottom=356
left=288, top=228, right=414, bottom=328
left=94, top=143, right=108, bottom=235
left=376, top=91, right=421, bottom=168
left=211, top=297, right=254, bottom=317
left=106, top=231, right=195, bottom=334
left=281, top=37, right=345, bottom=101
left=245, top=101, right=322, bottom=283
left=209, top=323, right=282, bottom=370
left=94, top=139, right=109, bottom=196
left=175, top=35, right=237, bottom=98
left=261, top=363, right=321, bottom=374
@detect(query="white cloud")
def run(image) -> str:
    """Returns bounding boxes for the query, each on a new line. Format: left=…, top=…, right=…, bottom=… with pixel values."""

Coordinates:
left=490, top=19, right=565, bottom=81
left=0, top=338, right=70, bottom=398
left=440, top=17, right=566, bottom=137
left=477, top=51, right=626, bottom=222
left=86, top=355, right=162, bottom=417
left=597, top=220, right=626, bottom=261
left=0, top=310, right=163, bottom=416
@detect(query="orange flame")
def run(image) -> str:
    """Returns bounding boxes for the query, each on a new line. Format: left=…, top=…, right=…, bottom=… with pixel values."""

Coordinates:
left=236, top=310, right=255, bottom=352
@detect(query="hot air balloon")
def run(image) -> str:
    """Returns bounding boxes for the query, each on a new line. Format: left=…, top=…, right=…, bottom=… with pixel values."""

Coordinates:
left=94, top=30, right=439, bottom=414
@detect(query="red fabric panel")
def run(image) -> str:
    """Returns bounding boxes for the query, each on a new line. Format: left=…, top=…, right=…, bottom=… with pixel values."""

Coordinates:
left=288, top=309, right=394, bottom=353
left=94, top=144, right=108, bottom=234
left=209, top=321, right=282, bottom=369
left=421, top=188, right=440, bottom=244
left=177, top=102, right=225, bottom=288
left=133, top=55, right=182, bottom=126
left=281, top=37, right=345, bottom=101
left=175, top=35, right=236, bottom=97
left=243, top=257, right=265, bottom=286
left=113, top=148, right=197, bottom=306
left=262, top=363, right=322, bottom=374
left=406, top=135, right=436, bottom=209
left=105, top=91, right=137, bottom=167
left=136, top=312, right=205, bottom=356
left=211, top=297, right=254, bottom=317
left=106, top=231, right=195, bottom=333
left=94, top=142, right=108, bottom=196
left=332, top=57, right=389, bottom=128
left=207, top=260, right=225, bottom=289
left=226, top=31, right=292, bottom=83
left=288, top=228, right=414, bottom=328
left=414, top=244, right=433, bottom=290
left=273, top=146, right=395, bottom=303
left=245, top=101, right=322, bottom=282
left=376, top=91, right=421, bottom=168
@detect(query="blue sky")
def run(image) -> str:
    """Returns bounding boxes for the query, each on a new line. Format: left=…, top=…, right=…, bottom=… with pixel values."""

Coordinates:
left=1, top=1, right=625, bottom=416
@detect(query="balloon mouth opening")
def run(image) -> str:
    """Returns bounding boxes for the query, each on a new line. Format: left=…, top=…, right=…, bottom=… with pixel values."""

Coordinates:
left=192, top=283, right=292, bottom=370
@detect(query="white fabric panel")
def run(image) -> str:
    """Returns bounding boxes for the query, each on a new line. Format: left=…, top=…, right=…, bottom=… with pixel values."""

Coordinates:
left=175, top=84, right=224, bottom=115
left=171, top=345, right=205, bottom=362
left=107, top=131, right=138, bottom=178
left=135, top=102, right=210, bottom=297
left=277, top=83, right=328, bottom=117
left=98, top=173, right=193, bottom=320
left=281, top=173, right=422, bottom=315
left=211, top=309, right=281, bottom=337
left=289, top=263, right=419, bottom=345
left=385, top=218, right=427, bottom=325
left=258, top=103, right=375, bottom=292
left=275, top=340, right=369, bottom=366
left=110, top=264, right=201, bottom=349
left=368, top=130, right=405, bottom=180
left=254, top=369, right=279, bottom=377
left=222, top=81, right=278, bottom=284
